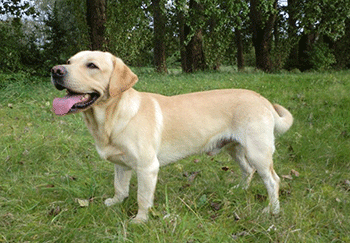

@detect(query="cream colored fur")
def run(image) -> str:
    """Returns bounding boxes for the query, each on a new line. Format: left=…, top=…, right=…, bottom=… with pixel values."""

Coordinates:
left=52, top=51, right=293, bottom=223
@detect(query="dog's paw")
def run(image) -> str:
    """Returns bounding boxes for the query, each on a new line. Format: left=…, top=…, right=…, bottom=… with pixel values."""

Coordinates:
left=130, top=215, right=148, bottom=224
left=104, top=195, right=127, bottom=206
left=262, top=206, right=270, bottom=214
left=262, top=205, right=280, bottom=215
left=104, top=197, right=118, bottom=207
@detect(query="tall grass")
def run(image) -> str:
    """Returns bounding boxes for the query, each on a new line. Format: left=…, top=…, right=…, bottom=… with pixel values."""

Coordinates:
left=0, top=69, right=349, bottom=242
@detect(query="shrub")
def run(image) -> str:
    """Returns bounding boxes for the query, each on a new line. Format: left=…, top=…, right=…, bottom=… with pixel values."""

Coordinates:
left=309, top=41, right=336, bottom=71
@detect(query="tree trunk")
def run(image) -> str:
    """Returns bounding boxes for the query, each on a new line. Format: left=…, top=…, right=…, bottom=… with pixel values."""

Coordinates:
left=235, top=28, right=245, bottom=71
left=191, top=28, right=206, bottom=71
left=298, top=33, right=317, bottom=71
left=86, top=0, right=107, bottom=51
left=153, top=0, right=167, bottom=73
left=181, top=0, right=207, bottom=73
left=250, top=0, right=277, bottom=72
left=183, top=24, right=193, bottom=72
left=178, top=6, right=188, bottom=72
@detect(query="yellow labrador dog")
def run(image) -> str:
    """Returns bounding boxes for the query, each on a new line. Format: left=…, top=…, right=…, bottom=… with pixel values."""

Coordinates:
left=51, top=51, right=293, bottom=223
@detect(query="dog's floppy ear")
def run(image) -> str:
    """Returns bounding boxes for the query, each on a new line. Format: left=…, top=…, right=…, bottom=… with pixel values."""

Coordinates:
left=109, top=57, right=138, bottom=97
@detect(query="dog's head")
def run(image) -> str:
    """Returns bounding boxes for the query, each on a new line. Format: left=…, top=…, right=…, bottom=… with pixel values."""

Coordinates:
left=51, top=51, right=138, bottom=116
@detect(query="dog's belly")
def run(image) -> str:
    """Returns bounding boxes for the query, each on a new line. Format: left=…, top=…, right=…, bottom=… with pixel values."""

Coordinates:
left=157, top=129, right=239, bottom=166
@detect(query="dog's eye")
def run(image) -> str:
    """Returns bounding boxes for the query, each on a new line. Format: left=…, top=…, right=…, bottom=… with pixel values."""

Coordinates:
left=87, top=63, right=99, bottom=69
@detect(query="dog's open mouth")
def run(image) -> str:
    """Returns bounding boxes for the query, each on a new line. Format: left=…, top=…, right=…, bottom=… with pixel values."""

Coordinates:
left=53, top=90, right=100, bottom=116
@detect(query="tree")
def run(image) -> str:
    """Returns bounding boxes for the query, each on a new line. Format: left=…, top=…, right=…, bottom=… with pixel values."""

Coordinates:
left=153, top=0, right=167, bottom=73
left=249, top=0, right=278, bottom=72
left=86, top=0, right=107, bottom=50
left=0, top=0, right=37, bottom=18
left=177, top=0, right=207, bottom=73
left=228, top=0, right=250, bottom=71
left=44, top=0, right=89, bottom=65
left=106, top=0, right=153, bottom=66
left=285, top=0, right=350, bottom=71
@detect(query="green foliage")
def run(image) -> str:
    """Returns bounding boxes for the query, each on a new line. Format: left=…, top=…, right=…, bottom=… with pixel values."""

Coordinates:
left=44, top=0, right=89, bottom=68
left=0, top=0, right=350, bottom=73
left=309, top=41, right=336, bottom=71
left=106, top=0, right=153, bottom=66
left=0, top=21, right=23, bottom=72
left=1, top=70, right=350, bottom=241
left=0, top=0, right=37, bottom=18
left=301, top=0, right=350, bottom=40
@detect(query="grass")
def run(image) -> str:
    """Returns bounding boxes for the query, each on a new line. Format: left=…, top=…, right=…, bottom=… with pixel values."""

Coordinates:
left=0, top=68, right=349, bottom=242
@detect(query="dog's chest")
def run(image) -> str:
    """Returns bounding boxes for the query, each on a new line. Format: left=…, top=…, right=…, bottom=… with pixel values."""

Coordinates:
left=95, top=143, right=131, bottom=167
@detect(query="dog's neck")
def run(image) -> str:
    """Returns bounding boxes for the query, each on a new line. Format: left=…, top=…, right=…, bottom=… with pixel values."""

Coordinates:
left=81, top=88, right=140, bottom=146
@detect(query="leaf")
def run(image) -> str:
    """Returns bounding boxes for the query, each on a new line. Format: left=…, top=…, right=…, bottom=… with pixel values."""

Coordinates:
left=234, top=212, right=241, bottom=221
left=267, top=224, right=277, bottom=232
left=48, top=206, right=61, bottom=216
left=221, top=166, right=229, bottom=171
left=197, top=194, right=207, bottom=208
left=291, top=169, right=300, bottom=177
left=282, top=174, right=293, bottom=180
left=232, top=231, right=249, bottom=240
left=188, top=171, right=200, bottom=182
left=77, top=199, right=89, bottom=207
left=210, top=202, right=221, bottom=211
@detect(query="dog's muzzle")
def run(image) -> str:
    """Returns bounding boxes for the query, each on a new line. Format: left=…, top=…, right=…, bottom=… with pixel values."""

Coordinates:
left=51, top=65, right=67, bottom=90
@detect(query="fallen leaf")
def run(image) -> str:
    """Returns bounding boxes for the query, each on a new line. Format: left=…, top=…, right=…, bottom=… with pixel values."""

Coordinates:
left=35, top=184, right=54, bottom=189
left=291, top=169, right=299, bottom=177
left=22, top=150, right=29, bottom=156
left=255, top=194, right=267, bottom=202
left=183, top=171, right=200, bottom=182
left=8, top=103, right=13, bottom=108
left=48, top=206, right=61, bottom=216
left=267, top=224, right=277, bottom=232
left=180, top=183, right=191, bottom=190
left=232, top=231, right=249, bottom=240
left=335, top=198, right=341, bottom=203
left=234, top=212, right=241, bottom=221
left=341, top=130, right=349, bottom=138
left=221, top=166, right=229, bottom=171
left=77, top=199, right=89, bottom=207
left=59, top=120, right=67, bottom=125
left=210, top=202, right=221, bottom=211
left=282, top=174, right=293, bottom=180
left=210, top=213, right=218, bottom=220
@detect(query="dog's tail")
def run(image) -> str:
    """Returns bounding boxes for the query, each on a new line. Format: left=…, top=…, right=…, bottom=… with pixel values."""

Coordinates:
left=272, top=104, right=293, bottom=135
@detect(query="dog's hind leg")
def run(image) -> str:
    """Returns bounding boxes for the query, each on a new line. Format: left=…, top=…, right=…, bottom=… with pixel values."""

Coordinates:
left=227, top=144, right=256, bottom=190
left=245, top=141, right=280, bottom=215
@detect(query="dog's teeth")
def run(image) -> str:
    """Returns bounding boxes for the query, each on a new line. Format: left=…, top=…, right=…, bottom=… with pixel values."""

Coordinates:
left=82, top=94, right=89, bottom=100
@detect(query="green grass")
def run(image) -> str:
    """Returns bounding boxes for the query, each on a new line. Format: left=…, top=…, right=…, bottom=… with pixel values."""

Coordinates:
left=1, top=68, right=349, bottom=242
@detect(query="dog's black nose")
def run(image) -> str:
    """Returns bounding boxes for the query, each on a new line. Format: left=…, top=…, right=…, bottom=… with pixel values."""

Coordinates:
left=51, top=65, right=67, bottom=78
left=51, top=65, right=67, bottom=90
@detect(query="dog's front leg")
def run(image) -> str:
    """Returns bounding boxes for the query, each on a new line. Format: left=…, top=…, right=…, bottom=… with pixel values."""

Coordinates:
left=105, top=164, right=132, bottom=206
left=132, top=157, right=160, bottom=223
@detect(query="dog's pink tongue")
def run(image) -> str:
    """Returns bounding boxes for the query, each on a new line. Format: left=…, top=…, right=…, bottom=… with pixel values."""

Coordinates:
left=53, top=95, right=84, bottom=116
